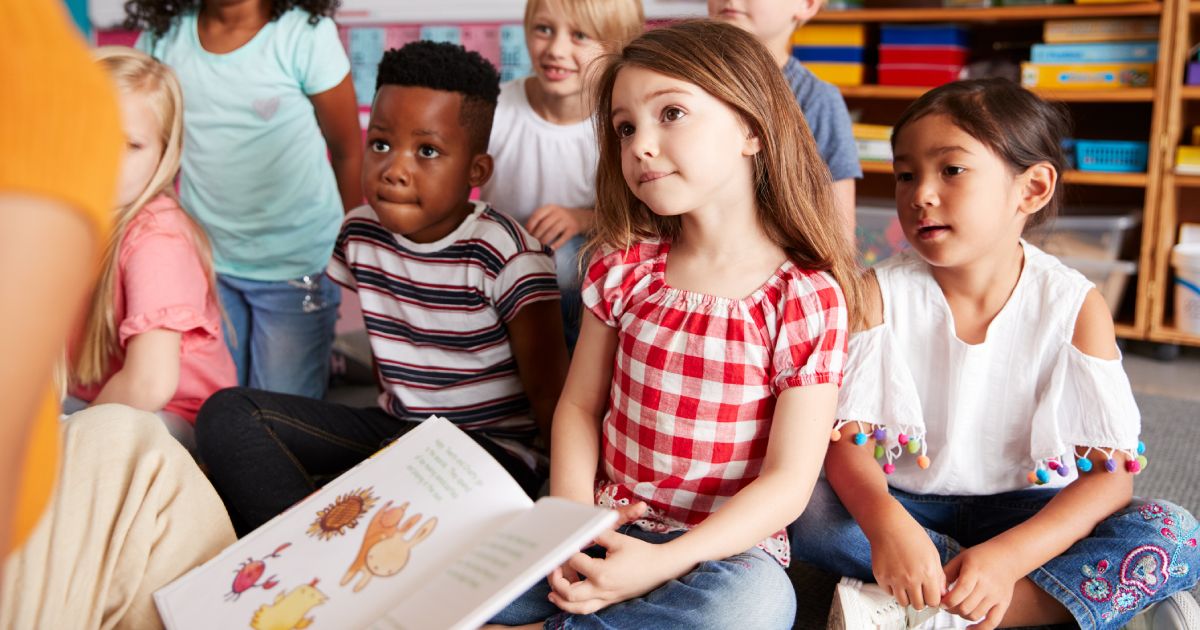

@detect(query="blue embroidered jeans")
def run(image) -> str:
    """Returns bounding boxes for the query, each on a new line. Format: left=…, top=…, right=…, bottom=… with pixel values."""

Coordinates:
left=789, top=480, right=1200, bottom=630
left=490, top=525, right=796, bottom=629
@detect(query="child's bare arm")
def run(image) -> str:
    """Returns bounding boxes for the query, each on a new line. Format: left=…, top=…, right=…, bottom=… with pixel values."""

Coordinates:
left=505, top=299, right=569, bottom=446
left=310, top=74, right=364, bottom=212
left=91, top=329, right=182, bottom=412
left=549, top=311, right=616, bottom=505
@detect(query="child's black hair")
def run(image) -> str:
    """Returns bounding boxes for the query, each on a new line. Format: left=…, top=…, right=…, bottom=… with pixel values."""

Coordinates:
left=376, top=41, right=501, bottom=154
left=891, top=78, right=1072, bottom=230
left=124, top=0, right=340, bottom=38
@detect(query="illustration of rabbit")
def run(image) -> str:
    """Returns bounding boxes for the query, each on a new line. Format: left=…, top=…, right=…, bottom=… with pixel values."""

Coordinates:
left=341, top=500, right=437, bottom=593
left=249, top=578, right=327, bottom=630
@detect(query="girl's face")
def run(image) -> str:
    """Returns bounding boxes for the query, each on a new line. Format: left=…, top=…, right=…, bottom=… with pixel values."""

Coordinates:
left=892, top=114, right=1033, bottom=268
left=526, top=10, right=606, bottom=99
left=115, top=89, right=165, bottom=209
left=610, top=66, right=760, bottom=219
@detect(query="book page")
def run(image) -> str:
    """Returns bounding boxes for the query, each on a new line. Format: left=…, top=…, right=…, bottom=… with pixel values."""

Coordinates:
left=370, top=497, right=617, bottom=630
left=154, top=417, right=532, bottom=630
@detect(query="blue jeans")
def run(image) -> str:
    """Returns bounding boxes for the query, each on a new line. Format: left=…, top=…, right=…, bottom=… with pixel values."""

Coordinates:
left=217, top=272, right=340, bottom=399
left=790, top=480, right=1200, bottom=630
left=490, top=525, right=796, bottom=629
left=554, top=235, right=584, bottom=353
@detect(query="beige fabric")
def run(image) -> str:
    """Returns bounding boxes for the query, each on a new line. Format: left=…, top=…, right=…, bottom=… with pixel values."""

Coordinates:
left=2, top=404, right=234, bottom=630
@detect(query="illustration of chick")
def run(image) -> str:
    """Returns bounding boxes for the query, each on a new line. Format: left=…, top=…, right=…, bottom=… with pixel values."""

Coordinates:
left=341, top=500, right=437, bottom=593
left=249, top=579, right=327, bottom=630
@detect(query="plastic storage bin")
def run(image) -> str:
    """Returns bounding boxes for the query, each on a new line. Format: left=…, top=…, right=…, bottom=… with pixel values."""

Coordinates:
left=1059, top=257, right=1137, bottom=315
left=1075, top=140, right=1149, bottom=173
left=856, top=203, right=907, bottom=266
left=1029, top=210, right=1141, bottom=261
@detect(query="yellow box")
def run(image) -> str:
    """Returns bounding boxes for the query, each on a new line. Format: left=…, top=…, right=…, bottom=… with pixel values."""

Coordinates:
left=805, top=62, right=864, bottom=86
left=792, top=24, right=866, bottom=47
left=1020, top=62, right=1154, bottom=88
left=853, top=123, right=894, bottom=141
left=1177, top=145, right=1200, bottom=166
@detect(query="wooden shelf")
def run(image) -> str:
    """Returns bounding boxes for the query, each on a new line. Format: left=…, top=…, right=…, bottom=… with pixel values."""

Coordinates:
left=1062, top=170, right=1149, bottom=186
left=1180, top=86, right=1200, bottom=100
left=813, top=2, right=1162, bottom=22
left=861, top=161, right=893, bottom=174
left=1172, top=173, right=1200, bottom=187
left=1189, top=0, right=1200, bottom=11
left=1150, top=326, right=1200, bottom=345
left=840, top=85, right=1154, bottom=102
left=861, top=162, right=1149, bottom=186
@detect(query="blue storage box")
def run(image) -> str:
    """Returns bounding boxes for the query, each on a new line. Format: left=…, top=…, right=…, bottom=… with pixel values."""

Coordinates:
left=880, top=25, right=968, bottom=47
left=792, top=45, right=865, bottom=63
left=1030, top=41, right=1158, bottom=64
left=1075, top=140, right=1149, bottom=173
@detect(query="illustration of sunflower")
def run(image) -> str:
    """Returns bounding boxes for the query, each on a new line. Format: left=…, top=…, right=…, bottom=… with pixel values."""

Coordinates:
left=307, top=487, right=379, bottom=540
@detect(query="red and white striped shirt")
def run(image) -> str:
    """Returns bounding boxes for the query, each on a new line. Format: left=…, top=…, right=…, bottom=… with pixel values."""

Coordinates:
left=582, top=241, right=848, bottom=566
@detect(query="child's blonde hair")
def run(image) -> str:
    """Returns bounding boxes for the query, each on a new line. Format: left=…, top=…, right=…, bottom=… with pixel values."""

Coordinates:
left=524, top=0, right=645, bottom=51
left=589, top=19, right=864, bottom=327
left=74, top=47, right=218, bottom=386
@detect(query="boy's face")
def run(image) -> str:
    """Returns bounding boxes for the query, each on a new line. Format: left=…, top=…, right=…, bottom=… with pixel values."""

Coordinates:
left=708, top=0, right=808, bottom=43
left=363, top=86, right=493, bottom=243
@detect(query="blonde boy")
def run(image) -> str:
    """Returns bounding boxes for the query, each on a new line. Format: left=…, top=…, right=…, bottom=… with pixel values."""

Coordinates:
left=710, top=0, right=860, bottom=233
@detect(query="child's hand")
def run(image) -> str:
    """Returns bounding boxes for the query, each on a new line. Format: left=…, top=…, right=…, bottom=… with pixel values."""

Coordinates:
left=526, top=205, right=592, bottom=250
left=613, top=500, right=648, bottom=528
left=547, top=529, right=689, bottom=615
left=941, top=543, right=1019, bottom=629
left=869, top=513, right=946, bottom=611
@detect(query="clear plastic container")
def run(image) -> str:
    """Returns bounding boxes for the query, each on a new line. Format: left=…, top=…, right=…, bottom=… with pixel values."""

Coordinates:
left=1029, top=211, right=1142, bottom=261
left=1059, top=256, right=1137, bottom=316
left=855, top=203, right=907, bottom=266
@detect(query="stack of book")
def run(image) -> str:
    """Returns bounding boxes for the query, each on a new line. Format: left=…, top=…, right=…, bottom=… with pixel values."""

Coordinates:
left=792, top=24, right=866, bottom=86
left=853, top=123, right=894, bottom=164
left=1021, top=19, right=1157, bottom=89
left=877, top=25, right=968, bottom=87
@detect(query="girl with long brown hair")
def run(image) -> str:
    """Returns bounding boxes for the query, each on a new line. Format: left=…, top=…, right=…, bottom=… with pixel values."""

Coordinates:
left=67, top=47, right=235, bottom=453
left=487, top=19, right=861, bottom=629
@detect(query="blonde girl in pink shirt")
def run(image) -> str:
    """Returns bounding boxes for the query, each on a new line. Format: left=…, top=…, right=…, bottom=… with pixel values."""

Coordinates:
left=66, top=47, right=235, bottom=453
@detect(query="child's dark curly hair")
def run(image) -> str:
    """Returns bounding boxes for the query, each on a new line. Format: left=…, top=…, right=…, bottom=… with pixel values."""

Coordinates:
left=376, top=41, right=500, bottom=153
left=124, top=0, right=340, bottom=38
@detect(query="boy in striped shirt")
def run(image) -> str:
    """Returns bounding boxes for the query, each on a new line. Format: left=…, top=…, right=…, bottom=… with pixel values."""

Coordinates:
left=195, top=41, right=569, bottom=535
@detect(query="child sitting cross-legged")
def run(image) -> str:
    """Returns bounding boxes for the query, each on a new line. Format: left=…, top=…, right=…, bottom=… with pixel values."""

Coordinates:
left=196, top=42, right=569, bottom=536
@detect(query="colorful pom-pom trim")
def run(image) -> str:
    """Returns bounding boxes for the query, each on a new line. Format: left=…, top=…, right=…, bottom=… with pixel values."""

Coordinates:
left=1032, top=444, right=1148, bottom=486
left=831, top=420, right=930, bottom=475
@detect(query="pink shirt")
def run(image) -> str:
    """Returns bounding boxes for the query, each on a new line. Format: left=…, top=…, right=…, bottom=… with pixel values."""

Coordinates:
left=70, top=194, right=235, bottom=421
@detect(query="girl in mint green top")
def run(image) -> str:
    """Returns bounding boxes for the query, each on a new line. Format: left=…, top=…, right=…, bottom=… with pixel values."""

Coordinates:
left=129, top=0, right=363, bottom=399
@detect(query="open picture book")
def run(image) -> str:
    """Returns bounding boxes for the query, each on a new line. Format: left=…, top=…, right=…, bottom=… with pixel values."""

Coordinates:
left=154, top=417, right=617, bottom=630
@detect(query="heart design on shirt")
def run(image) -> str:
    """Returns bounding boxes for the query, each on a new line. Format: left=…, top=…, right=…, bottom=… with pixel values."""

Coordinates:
left=252, top=97, right=280, bottom=121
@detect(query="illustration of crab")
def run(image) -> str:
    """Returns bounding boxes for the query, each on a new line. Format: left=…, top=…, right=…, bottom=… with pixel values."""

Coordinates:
left=226, top=542, right=291, bottom=601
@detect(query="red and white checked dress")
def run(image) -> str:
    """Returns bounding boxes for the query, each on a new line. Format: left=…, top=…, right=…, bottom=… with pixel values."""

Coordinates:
left=581, top=241, right=849, bottom=566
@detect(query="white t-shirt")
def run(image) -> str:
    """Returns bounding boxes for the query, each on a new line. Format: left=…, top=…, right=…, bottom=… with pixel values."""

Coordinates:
left=835, top=241, right=1142, bottom=496
left=480, top=78, right=598, bottom=224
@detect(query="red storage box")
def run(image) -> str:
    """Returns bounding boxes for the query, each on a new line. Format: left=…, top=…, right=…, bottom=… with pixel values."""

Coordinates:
left=879, top=45, right=968, bottom=66
left=877, top=64, right=964, bottom=86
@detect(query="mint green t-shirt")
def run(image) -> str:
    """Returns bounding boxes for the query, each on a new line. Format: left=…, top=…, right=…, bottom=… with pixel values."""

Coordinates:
left=137, top=9, right=349, bottom=281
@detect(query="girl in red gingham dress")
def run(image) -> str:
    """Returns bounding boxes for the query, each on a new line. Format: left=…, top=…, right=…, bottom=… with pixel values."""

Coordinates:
left=487, top=20, right=865, bottom=630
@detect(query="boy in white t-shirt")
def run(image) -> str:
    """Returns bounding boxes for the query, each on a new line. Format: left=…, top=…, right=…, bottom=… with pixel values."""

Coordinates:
left=481, top=0, right=644, bottom=349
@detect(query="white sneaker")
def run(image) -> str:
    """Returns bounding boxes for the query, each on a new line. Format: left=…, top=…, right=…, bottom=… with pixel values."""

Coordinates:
left=826, top=577, right=942, bottom=630
left=1126, top=591, right=1200, bottom=630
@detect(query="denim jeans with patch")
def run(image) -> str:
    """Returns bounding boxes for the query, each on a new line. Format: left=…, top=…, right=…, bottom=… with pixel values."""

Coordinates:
left=789, top=480, right=1200, bottom=629
left=491, top=525, right=796, bottom=630
left=217, top=271, right=340, bottom=399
